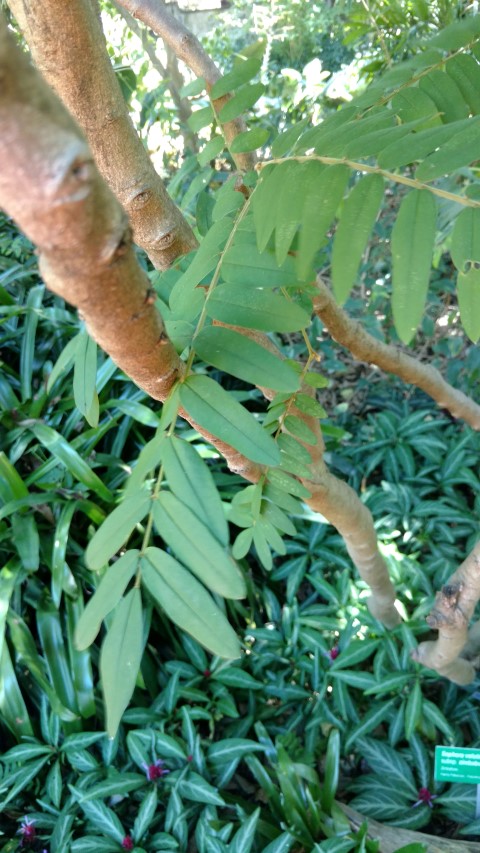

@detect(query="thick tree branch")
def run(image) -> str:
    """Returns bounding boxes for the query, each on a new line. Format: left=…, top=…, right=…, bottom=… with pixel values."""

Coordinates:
left=7, top=0, right=197, bottom=269
left=115, top=0, right=257, bottom=172
left=314, top=277, right=480, bottom=430
left=0, top=14, right=258, bottom=482
left=411, top=542, right=480, bottom=684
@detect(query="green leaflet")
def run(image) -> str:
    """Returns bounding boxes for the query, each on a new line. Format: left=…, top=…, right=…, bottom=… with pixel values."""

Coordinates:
left=100, top=587, right=143, bottom=738
left=415, top=115, right=480, bottom=181
left=390, top=88, right=441, bottom=128
left=446, top=54, right=480, bottom=115
left=332, top=174, right=384, bottom=304
left=419, top=70, right=469, bottom=123
left=75, top=550, right=140, bottom=650
left=217, top=83, right=265, bottom=123
left=210, top=57, right=262, bottom=99
left=193, top=326, right=300, bottom=392
left=188, top=105, right=214, bottom=132
left=179, top=374, right=280, bottom=466
left=51, top=501, right=76, bottom=606
left=253, top=164, right=281, bottom=252
left=457, top=268, right=480, bottom=343
left=206, top=285, right=311, bottom=332
left=153, top=492, right=246, bottom=599
left=47, top=332, right=80, bottom=393
left=160, top=436, right=228, bottom=545
left=31, top=424, right=112, bottom=503
left=377, top=120, right=466, bottom=170
left=85, top=492, right=151, bottom=571
left=141, top=547, right=241, bottom=658
left=197, top=136, right=225, bottom=167
left=37, top=603, right=79, bottom=716
left=169, top=219, right=232, bottom=319
left=274, top=161, right=313, bottom=266
left=222, top=241, right=299, bottom=287
left=450, top=207, right=480, bottom=272
left=73, top=331, right=98, bottom=428
left=230, top=128, right=269, bottom=153
left=12, top=513, right=39, bottom=572
left=297, top=164, right=350, bottom=281
left=391, top=190, right=437, bottom=344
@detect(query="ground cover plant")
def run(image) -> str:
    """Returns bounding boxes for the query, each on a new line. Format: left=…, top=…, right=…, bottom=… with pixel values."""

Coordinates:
left=1, top=0, right=480, bottom=850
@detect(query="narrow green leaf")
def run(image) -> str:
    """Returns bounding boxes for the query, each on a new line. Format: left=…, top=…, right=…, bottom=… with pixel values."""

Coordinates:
left=274, top=161, right=312, bottom=266
left=377, top=121, right=464, bottom=170
left=124, top=432, right=165, bottom=497
left=153, top=492, right=246, bottom=599
left=188, top=105, right=214, bottom=132
left=207, top=285, right=311, bottom=332
left=457, top=267, right=480, bottom=343
left=12, top=513, right=39, bottom=572
left=160, top=436, right=228, bottom=546
left=51, top=501, right=76, bottom=606
left=222, top=243, right=299, bottom=288
left=419, top=70, right=469, bottom=123
left=194, top=326, right=300, bottom=392
left=267, top=469, right=311, bottom=499
left=355, top=736, right=417, bottom=795
left=20, top=285, right=44, bottom=402
left=74, top=331, right=98, bottom=427
left=85, top=493, right=151, bottom=571
left=141, top=547, right=241, bottom=658
left=37, top=603, right=79, bottom=715
left=446, top=54, right=480, bottom=115
left=0, top=451, right=29, bottom=503
left=178, top=374, right=280, bottom=466
left=75, top=550, right=140, bottom=650
left=232, top=528, right=254, bottom=559
left=294, top=393, right=327, bottom=419
left=332, top=174, right=384, bottom=303
left=47, top=333, right=80, bottom=393
left=451, top=207, right=480, bottom=271
left=405, top=681, right=423, bottom=740
left=229, top=807, right=260, bottom=853
left=391, top=88, right=441, bottom=127
left=133, top=786, right=158, bottom=843
left=297, top=164, right=349, bottom=281
left=415, top=115, right=480, bottom=180
left=169, top=219, right=232, bottom=319
left=330, top=639, right=379, bottom=670
left=321, top=729, right=340, bottom=812
left=197, top=136, right=225, bottom=167
left=253, top=163, right=283, bottom=252
left=76, top=796, right=125, bottom=843
left=271, top=117, right=309, bottom=157
left=283, top=414, right=318, bottom=445
left=0, top=643, right=33, bottom=738
left=230, top=128, right=269, bottom=153
left=178, top=773, right=225, bottom=805
left=100, top=588, right=144, bottom=737
left=210, top=58, right=262, bottom=99
left=345, top=699, right=397, bottom=751
left=391, top=190, right=437, bottom=344
left=31, top=424, right=113, bottom=502
left=217, top=83, right=265, bottom=123
left=208, top=737, right=264, bottom=763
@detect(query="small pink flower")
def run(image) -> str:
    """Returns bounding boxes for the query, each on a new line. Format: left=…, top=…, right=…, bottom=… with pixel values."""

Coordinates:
left=329, top=646, right=340, bottom=661
left=18, top=817, right=36, bottom=845
left=202, top=669, right=212, bottom=678
left=122, top=836, right=134, bottom=851
left=143, top=758, right=169, bottom=781
left=187, top=754, right=193, bottom=762
left=413, top=787, right=437, bottom=808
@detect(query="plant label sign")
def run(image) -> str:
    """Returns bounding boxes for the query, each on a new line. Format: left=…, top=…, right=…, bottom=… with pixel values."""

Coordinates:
left=435, top=746, right=480, bottom=783
left=435, top=746, right=480, bottom=819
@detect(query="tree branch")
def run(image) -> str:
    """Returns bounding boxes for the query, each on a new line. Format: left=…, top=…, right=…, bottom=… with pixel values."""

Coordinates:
left=112, top=1, right=199, bottom=153
left=411, top=542, right=480, bottom=684
left=115, top=0, right=257, bottom=172
left=314, top=277, right=480, bottom=430
left=7, top=0, right=197, bottom=269
left=0, top=13, right=258, bottom=482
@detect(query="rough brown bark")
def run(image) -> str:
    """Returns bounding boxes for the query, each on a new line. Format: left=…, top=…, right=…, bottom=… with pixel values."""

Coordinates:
left=411, top=542, right=480, bottom=684
left=0, top=14, right=258, bottom=482
left=314, top=277, right=480, bottom=431
left=7, top=0, right=197, bottom=269
left=115, top=0, right=257, bottom=172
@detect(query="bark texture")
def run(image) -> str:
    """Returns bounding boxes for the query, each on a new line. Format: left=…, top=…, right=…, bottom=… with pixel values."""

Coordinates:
left=314, top=277, right=480, bottom=431
left=115, top=0, right=257, bottom=172
left=7, top=0, right=197, bottom=269
left=411, top=542, right=480, bottom=684
left=0, top=14, right=259, bottom=482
